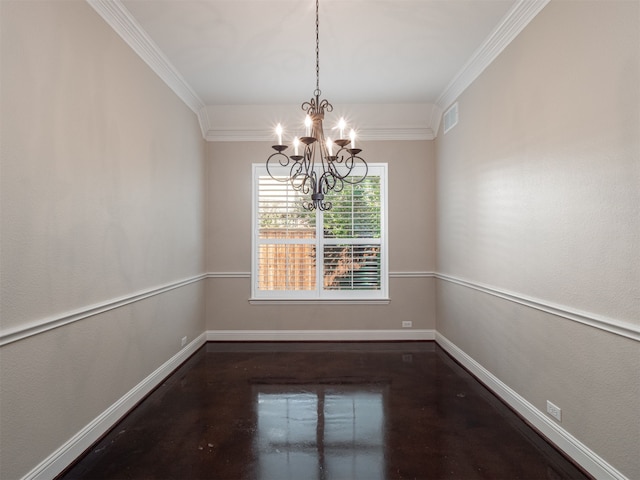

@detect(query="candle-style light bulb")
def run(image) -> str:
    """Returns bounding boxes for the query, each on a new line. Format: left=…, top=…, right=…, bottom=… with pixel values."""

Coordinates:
left=293, top=137, right=300, bottom=155
left=304, top=115, right=312, bottom=137
left=338, top=117, right=346, bottom=139
left=275, top=124, right=283, bottom=145
left=350, top=129, right=356, bottom=149
left=326, top=137, right=333, bottom=156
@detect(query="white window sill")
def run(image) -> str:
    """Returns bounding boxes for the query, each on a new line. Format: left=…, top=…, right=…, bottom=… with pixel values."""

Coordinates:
left=249, top=298, right=390, bottom=305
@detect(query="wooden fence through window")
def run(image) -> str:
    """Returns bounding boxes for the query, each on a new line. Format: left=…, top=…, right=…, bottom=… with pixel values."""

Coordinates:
left=258, top=228, right=316, bottom=290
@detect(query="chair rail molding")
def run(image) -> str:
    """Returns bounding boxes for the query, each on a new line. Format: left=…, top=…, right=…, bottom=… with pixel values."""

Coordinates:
left=205, top=270, right=637, bottom=341
left=0, top=274, right=207, bottom=347
left=435, top=273, right=639, bottom=342
left=436, top=332, right=629, bottom=480
left=6, top=271, right=632, bottom=346
left=206, top=271, right=436, bottom=279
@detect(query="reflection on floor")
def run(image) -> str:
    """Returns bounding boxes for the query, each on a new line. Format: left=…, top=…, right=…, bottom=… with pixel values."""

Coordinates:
left=59, top=342, right=590, bottom=480
left=256, top=385, right=386, bottom=480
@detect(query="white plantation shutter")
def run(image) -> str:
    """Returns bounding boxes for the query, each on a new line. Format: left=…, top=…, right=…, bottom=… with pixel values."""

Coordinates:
left=253, top=164, right=387, bottom=300
left=323, top=177, right=382, bottom=291
left=257, top=176, right=316, bottom=291
left=323, top=177, right=381, bottom=239
left=323, top=244, right=381, bottom=290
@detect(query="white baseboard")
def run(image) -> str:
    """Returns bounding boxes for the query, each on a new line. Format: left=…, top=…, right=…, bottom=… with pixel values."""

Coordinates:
left=206, top=329, right=435, bottom=342
left=22, top=333, right=207, bottom=480
left=435, top=332, right=628, bottom=480
left=22, top=329, right=626, bottom=480
left=22, top=329, right=427, bottom=479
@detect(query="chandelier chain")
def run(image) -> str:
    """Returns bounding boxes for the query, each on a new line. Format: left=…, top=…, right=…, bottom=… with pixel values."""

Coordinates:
left=315, top=0, right=320, bottom=94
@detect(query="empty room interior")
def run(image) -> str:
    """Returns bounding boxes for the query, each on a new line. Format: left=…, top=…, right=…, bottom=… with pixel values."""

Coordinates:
left=1, top=1, right=638, bottom=479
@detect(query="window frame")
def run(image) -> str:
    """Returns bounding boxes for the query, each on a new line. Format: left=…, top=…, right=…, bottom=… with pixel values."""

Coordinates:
left=251, top=163, right=388, bottom=303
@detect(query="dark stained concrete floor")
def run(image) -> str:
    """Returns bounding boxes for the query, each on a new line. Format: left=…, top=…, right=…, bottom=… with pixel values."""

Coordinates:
left=59, top=342, right=590, bottom=480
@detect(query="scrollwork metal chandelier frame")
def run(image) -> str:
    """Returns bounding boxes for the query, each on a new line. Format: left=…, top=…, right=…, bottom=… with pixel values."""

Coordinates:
left=266, top=0, right=367, bottom=211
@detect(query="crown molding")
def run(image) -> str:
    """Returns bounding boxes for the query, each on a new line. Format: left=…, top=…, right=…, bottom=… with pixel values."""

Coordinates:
left=358, top=127, right=437, bottom=142
left=86, top=1, right=441, bottom=142
left=88, top=0, right=547, bottom=139
left=86, top=0, right=205, bottom=116
left=436, top=0, right=551, bottom=110
left=204, top=129, right=276, bottom=143
left=204, top=127, right=437, bottom=142
left=201, top=103, right=442, bottom=142
left=197, top=105, right=213, bottom=140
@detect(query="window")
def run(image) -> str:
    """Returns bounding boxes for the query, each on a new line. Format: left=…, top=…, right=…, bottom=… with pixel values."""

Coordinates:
left=252, top=163, right=387, bottom=301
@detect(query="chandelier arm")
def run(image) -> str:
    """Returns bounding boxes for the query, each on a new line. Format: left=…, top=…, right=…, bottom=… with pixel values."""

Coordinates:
left=266, top=152, right=294, bottom=182
left=326, top=151, right=352, bottom=179
left=319, top=201, right=332, bottom=211
left=319, top=98, right=332, bottom=113
left=289, top=162, right=306, bottom=188
left=300, top=159, right=316, bottom=195
left=335, top=151, right=369, bottom=185
left=325, top=154, right=348, bottom=182
left=323, top=162, right=339, bottom=185
left=318, top=171, right=332, bottom=194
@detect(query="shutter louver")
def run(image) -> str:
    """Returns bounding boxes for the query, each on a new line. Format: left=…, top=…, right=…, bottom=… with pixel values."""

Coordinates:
left=323, top=244, right=381, bottom=290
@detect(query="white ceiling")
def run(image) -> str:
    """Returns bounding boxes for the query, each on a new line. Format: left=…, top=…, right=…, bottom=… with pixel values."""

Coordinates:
left=90, top=0, right=549, bottom=139
left=121, top=0, right=515, bottom=105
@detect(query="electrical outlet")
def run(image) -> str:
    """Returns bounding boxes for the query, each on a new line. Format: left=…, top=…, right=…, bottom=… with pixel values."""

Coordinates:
left=181, top=336, right=187, bottom=347
left=547, top=400, right=562, bottom=422
left=402, top=321, right=412, bottom=328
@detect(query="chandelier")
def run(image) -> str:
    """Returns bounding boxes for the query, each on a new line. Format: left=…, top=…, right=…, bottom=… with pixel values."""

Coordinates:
left=266, top=0, right=367, bottom=211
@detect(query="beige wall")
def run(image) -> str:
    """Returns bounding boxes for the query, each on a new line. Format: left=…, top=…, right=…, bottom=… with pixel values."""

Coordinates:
left=206, top=140, right=437, bottom=331
left=0, top=2, right=206, bottom=478
left=2, top=0, right=638, bottom=478
left=435, top=1, right=639, bottom=477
